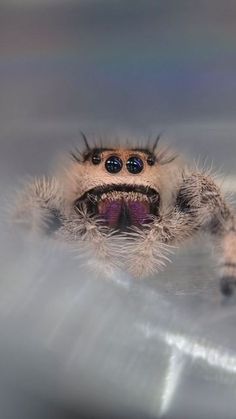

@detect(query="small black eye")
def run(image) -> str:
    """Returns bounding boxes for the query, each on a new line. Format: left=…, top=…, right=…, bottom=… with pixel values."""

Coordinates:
left=105, top=156, right=123, bottom=173
left=126, top=156, right=143, bottom=174
left=147, top=155, right=156, bottom=166
left=92, top=153, right=101, bottom=165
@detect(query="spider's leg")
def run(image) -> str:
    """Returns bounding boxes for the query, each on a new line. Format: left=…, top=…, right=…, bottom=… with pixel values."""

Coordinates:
left=125, top=170, right=236, bottom=290
left=175, top=172, right=236, bottom=296
left=14, top=177, right=120, bottom=273
left=122, top=207, right=198, bottom=278
left=13, top=177, right=64, bottom=235
left=60, top=207, right=123, bottom=276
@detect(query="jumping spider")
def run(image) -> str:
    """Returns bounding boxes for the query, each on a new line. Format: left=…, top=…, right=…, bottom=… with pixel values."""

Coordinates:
left=14, top=134, right=236, bottom=296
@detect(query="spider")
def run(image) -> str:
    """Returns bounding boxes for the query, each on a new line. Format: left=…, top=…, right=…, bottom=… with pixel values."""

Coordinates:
left=14, top=134, right=236, bottom=296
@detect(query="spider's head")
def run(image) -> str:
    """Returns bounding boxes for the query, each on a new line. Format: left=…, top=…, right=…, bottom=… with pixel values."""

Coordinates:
left=66, top=137, right=177, bottom=231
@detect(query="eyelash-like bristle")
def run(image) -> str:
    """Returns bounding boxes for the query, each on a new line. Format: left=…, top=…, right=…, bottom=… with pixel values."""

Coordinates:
left=70, top=132, right=177, bottom=166
left=155, top=147, right=178, bottom=165
left=80, top=131, right=91, bottom=152
left=152, top=133, right=162, bottom=153
left=70, top=132, right=93, bottom=163
left=70, top=147, right=83, bottom=163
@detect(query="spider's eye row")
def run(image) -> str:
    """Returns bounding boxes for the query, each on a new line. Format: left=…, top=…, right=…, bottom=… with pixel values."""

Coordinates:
left=91, top=153, right=102, bottom=165
left=105, top=156, right=123, bottom=173
left=126, top=156, right=144, bottom=174
left=93, top=153, right=155, bottom=173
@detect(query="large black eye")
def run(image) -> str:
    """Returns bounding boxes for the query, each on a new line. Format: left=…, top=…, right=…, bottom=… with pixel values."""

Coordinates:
left=91, top=153, right=101, bottom=165
left=105, top=156, right=123, bottom=173
left=126, top=156, right=144, bottom=174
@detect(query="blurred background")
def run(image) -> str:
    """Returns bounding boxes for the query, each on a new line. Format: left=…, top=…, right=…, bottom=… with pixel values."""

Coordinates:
left=0, top=1, right=236, bottom=418
left=1, top=0, right=236, bottom=177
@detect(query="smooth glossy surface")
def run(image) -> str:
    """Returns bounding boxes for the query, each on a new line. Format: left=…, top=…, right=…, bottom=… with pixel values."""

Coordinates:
left=91, top=153, right=101, bottom=165
left=105, top=156, right=123, bottom=174
left=126, top=156, right=144, bottom=174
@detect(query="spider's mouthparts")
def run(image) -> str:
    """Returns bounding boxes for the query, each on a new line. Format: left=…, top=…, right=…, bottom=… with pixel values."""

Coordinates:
left=75, top=184, right=160, bottom=230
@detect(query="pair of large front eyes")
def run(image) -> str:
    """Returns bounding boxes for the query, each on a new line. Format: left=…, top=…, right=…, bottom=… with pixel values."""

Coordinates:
left=92, top=154, right=155, bottom=174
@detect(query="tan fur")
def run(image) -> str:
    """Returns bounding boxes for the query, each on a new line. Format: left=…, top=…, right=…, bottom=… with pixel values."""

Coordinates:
left=61, top=149, right=183, bottom=212
left=13, top=177, right=62, bottom=233
left=13, top=141, right=236, bottom=295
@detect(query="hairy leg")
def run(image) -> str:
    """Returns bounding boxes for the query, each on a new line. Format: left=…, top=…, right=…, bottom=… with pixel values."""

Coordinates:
left=176, top=172, right=236, bottom=295
left=122, top=208, right=198, bottom=278
left=13, top=177, right=121, bottom=274
left=12, top=177, right=64, bottom=234
left=13, top=173, right=236, bottom=293
left=60, top=206, right=123, bottom=274
left=126, top=171, right=236, bottom=294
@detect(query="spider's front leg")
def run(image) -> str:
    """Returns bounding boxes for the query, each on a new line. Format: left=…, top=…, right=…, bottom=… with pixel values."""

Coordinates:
left=175, top=172, right=236, bottom=296
left=126, top=171, right=236, bottom=296
left=13, top=177, right=64, bottom=235
left=13, top=177, right=120, bottom=275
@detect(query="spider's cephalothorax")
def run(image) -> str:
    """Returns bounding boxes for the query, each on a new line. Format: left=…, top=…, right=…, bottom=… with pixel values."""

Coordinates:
left=71, top=146, right=164, bottom=231
left=14, top=135, right=236, bottom=296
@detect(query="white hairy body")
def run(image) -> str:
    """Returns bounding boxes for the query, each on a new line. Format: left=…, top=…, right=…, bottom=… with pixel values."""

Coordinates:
left=13, top=135, right=236, bottom=295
